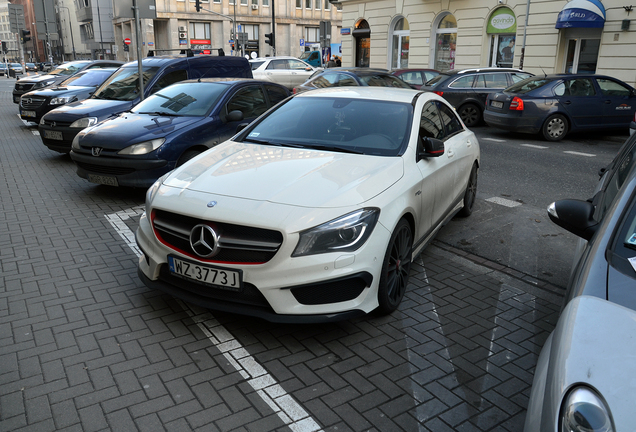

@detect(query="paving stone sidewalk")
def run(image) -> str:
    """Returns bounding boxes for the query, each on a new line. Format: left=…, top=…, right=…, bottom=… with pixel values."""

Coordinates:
left=0, top=79, right=563, bottom=431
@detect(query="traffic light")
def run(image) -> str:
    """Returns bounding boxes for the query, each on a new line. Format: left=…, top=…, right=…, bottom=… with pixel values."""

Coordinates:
left=1, top=41, right=6, bottom=54
left=123, top=44, right=129, bottom=52
left=265, top=32, right=274, bottom=47
left=21, top=29, right=31, bottom=43
left=195, top=0, right=201, bottom=12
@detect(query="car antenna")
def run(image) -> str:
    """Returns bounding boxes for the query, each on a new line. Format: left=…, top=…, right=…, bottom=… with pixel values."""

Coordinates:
left=540, top=65, right=547, bottom=78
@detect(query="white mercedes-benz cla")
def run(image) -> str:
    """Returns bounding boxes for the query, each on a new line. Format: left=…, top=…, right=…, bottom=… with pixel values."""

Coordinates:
left=136, top=87, right=480, bottom=323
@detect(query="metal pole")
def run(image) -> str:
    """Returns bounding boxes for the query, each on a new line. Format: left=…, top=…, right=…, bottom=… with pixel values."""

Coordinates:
left=60, top=7, right=76, bottom=60
left=271, top=0, right=275, bottom=56
left=42, top=0, right=52, bottom=63
left=520, top=0, right=530, bottom=70
left=133, top=0, right=144, bottom=100
left=96, top=0, right=105, bottom=59
left=233, top=0, right=237, bottom=56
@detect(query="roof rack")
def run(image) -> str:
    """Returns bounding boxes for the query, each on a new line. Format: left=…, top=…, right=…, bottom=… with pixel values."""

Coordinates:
left=147, top=48, right=226, bottom=57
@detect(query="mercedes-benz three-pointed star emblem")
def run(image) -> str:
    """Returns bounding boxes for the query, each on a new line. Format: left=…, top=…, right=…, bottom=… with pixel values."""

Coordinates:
left=189, top=224, right=220, bottom=258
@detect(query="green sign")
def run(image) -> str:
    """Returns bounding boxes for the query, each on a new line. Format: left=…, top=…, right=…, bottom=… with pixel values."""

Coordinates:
left=487, top=7, right=517, bottom=34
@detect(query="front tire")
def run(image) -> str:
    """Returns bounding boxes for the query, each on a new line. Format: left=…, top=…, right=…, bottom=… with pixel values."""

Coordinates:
left=458, top=103, right=481, bottom=127
left=377, top=219, right=412, bottom=315
left=542, top=114, right=568, bottom=141
left=176, top=149, right=202, bottom=167
left=457, top=163, right=478, bottom=217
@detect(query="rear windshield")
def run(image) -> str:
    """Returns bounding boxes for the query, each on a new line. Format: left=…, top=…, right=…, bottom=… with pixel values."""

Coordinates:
left=424, top=73, right=450, bottom=87
left=92, top=66, right=161, bottom=101
left=50, top=62, right=90, bottom=76
left=505, top=77, right=552, bottom=94
left=359, top=74, right=413, bottom=88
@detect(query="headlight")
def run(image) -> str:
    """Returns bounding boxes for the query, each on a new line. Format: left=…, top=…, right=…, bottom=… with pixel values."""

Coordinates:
left=71, top=134, right=81, bottom=151
left=118, top=138, right=166, bottom=155
left=145, top=173, right=169, bottom=209
left=292, top=208, right=380, bottom=257
left=35, top=80, right=55, bottom=88
left=50, top=96, right=73, bottom=106
left=560, top=386, right=614, bottom=432
left=39, top=116, right=46, bottom=125
left=70, top=117, right=98, bottom=129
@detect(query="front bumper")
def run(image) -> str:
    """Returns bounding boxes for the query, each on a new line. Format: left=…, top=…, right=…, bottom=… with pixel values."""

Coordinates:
left=135, top=203, right=391, bottom=322
left=38, top=124, right=83, bottom=153
left=70, top=151, right=171, bottom=188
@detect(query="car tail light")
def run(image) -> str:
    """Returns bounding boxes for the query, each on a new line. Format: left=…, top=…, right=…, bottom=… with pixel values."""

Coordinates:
left=434, top=91, right=444, bottom=96
left=509, top=96, right=524, bottom=111
left=293, top=87, right=298, bottom=94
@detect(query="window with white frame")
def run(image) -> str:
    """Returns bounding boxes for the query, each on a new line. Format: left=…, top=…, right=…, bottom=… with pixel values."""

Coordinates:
left=262, top=0, right=268, bottom=6
left=242, top=24, right=258, bottom=40
left=189, top=22, right=211, bottom=39
left=324, top=0, right=330, bottom=10
left=305, top=0, right=311, bottom=9
left=296, top=0, right=301, bottom=7
left=306, top=27, right=319, bottom=44
left=315, top=0, right=320, bottom=9
left=241, top=0, right=247, bottom=5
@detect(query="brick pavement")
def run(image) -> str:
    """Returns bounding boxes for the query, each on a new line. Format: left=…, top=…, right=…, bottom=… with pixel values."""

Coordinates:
left=0, top=78, right=563, bottom=431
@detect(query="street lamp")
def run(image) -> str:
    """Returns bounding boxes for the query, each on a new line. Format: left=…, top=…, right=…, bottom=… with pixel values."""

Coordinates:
left=57, top=6, right=76, bottom=60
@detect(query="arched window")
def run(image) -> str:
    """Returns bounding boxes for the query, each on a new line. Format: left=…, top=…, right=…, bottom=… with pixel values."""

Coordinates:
left=434, top=13, right=457, bottom=72
left=390, top=17, right=409, bottom=69
left=353, top=20, right=370, bottom=67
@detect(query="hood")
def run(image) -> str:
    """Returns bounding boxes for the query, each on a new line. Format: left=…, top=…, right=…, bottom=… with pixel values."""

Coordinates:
left=163, top=141, right=404, bottom=208
left=78, top=114, right=202, bottom=149
left=17, top=73, right=60, bottom=84
left=42, top=98, right=133, bottom=122
left=25, top=85, right=94, bottom=98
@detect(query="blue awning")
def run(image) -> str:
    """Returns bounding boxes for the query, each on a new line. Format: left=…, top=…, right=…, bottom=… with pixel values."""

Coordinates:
left=556, top=0, right=606, bottom=29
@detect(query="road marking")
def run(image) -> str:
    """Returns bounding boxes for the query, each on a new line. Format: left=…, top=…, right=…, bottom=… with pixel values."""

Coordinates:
left=485, top=197, right=522, bottom=208
left=564, top=150, right=595, bottom=157
left=106, top=208, right=322, bottom=432
left=482, top=138, right=506, bottom=142
left=521, top=144, right=549, bottom=149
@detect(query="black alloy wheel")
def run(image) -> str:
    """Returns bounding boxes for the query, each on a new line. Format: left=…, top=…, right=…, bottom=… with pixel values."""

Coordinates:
left=377, top=219, right=412, bottom=315
left=458, top=103, right=481, bottom=127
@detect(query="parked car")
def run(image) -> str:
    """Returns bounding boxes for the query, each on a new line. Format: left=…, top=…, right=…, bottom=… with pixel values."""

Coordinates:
left=25, top=63, right=38, bottom=72
left=13, top=60, right=123, bottom=104
left=249, top=56, right=317, bottom=89
left=8, top=63, right=24, bottom=76
left=293, top=67, right=413, bottom=94
left=20, top=68, right=118, bottom=125
left=69, top=78, right=290, bottom=188
left=38, top=54, right=252, bottom=153
left=525, top=131, right=636, bottom=431
left=421, top=67, right=533, bottom=127
left=484, top=73, right=636, bottom=141
left=299, top=50, right=321, bottom=67
left=391, top=68, right=440, bottom=89
left=135, top=87, right=480, bottom=323
left=40, top=62, right=53, bottom=72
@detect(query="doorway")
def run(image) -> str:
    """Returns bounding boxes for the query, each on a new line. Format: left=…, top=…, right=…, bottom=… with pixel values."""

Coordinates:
left=564, top=38, right=600, bottom=74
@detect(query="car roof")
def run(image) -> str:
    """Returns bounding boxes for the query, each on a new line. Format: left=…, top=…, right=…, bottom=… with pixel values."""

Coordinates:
left=250, top=56, right=303, bottom=61
left=441, top=67, right=528, bottom=76
left=177, top=77, right=275, bottom=85
left=295, top=86, right=424, bottom=103
left=320, top=67, right=391, bottom=75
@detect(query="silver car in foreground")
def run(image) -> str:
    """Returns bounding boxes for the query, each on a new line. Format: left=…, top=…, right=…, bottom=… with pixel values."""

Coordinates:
left=526, top=133, right=636, bottom=431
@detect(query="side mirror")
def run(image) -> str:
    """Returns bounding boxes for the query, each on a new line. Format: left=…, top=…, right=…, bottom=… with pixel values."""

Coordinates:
left=226, top=110, right=244, bottom=123
left=418, top=136, right=445, bottom=160
left=236, top=122, right=250, bottom=133
left=547, top=199, right=598, bottom=241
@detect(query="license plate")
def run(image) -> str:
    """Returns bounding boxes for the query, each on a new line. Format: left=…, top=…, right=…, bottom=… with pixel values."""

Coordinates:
left=491, top=101, right=503, bottom=109
left=21, top=110, right=36, bottom=118
left=43, top=130, right=63, bottom=140
left=87, top=174, right=119, bottom=186
left=168, top=256, right=242, bottom=291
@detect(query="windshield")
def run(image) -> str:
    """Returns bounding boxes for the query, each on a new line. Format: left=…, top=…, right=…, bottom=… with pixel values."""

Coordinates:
left=240, top=96, right=413, bottom=156
left=49, top=62, right=90, bottom=76
left=505, top=77, right=552, bottom=94
left=60, top=70, right=115, bottom=87
left=299, top=52, right=311, bottom=60
left=92, top=66, right=160, bottom=101
left=132, top=82, right=227, bottom=116
left=359, top=74, right=413, bottom=88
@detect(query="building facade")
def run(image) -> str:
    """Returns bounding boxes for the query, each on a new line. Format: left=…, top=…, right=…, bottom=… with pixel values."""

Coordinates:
left=337, top=0, right=636, bottom=86
left=111, top=0, right=342, bottom=62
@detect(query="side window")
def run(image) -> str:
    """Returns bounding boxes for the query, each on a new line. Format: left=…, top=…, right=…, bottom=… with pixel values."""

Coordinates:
left=595, top=138, right=636, bottom=221
left=266, top=60, right=288, bottom=70
left=226, top=85, right=267, bottom=118
left=310, top=74, right=339, bottom=88
left=597, top=78, right=632, bottom=97
left=400, top=72, right=422, bottom=85
left=336, top=74, right=358, bottom=86
left=309, top=52, right=319, bottom=61
left=288, top=59, right=308, bottom=70
left=265, top=85, right=289, bottom=106
left=150, top=70, right=188, bottom=94
left=483, top=73, right=509, bottom=88
left=449, top=75, right=475, bottom=88
left=554, top=82, right=566, bottom=96
left=419, top=102, right=444, bottom=140
left=436, top=101, right=464, bottom=138
left=565, top=78, right=596, bottom=97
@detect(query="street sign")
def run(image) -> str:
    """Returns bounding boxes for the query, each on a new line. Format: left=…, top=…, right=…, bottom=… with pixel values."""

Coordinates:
left=237, top=32, right=248, bottom=45
left=124, top=38, right=131, bottom=45
left=300, top=38, right=305, bottom=46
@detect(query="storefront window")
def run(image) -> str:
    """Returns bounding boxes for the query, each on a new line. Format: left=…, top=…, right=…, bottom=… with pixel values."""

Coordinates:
left=434, top=14, right=456, bottom=72
left=565, top=38, right=600, bottom=74
left=391, top=18, right=410, bottom=69
left=487, top=7, right=518, bottom=68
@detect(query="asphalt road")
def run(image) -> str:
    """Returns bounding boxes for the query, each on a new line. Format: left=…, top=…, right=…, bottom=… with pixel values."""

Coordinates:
left=437, top=124, right=627, bottom=290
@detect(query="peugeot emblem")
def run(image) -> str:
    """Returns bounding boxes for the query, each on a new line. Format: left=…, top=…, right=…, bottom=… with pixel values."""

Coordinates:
left=189, top=224, right=220, bottom=258
left=92, top=147, right=102, bottom=157
left=207, top=201, right=217, bottom=208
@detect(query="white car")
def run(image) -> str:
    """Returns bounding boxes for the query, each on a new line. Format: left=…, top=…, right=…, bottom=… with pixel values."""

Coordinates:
left=136, top=87, right=480, bottom=323
left=249, top=56, right=317, bottom=89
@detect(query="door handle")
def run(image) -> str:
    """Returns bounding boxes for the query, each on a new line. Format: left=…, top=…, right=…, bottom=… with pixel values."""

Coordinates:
left=563, top=100, right=571, bottom=105
left=604, top=100, right=612, bottom=104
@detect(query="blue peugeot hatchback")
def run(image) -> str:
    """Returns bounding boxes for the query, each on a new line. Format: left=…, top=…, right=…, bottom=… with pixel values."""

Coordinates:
left=69, top=78, right=290, bottom=188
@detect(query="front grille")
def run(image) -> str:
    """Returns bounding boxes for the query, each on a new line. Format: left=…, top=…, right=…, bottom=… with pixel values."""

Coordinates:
left=21, top=97, right=46, bottom=109
left=290, top=272, right=372, bottom=305
left=159, top=265, right=272, bottom=309
left=153, top=209, right=283, bottom=264
left=41, top=119, right=73, bottom=128
left=15, top=83, right=35, bottom=92
left=75, top=161, right=135, bottom=175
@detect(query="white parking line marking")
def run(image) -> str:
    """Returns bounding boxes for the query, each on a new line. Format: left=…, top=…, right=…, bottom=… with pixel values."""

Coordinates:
left=482, top=138, right=506, bottom=142
left=521, top=144, right=549, bottom=149
left=106, top=208, right=322, bottom=432
left=485, top=197, right=522, bottom=208
left=564, top=151, right=595, bottom=157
